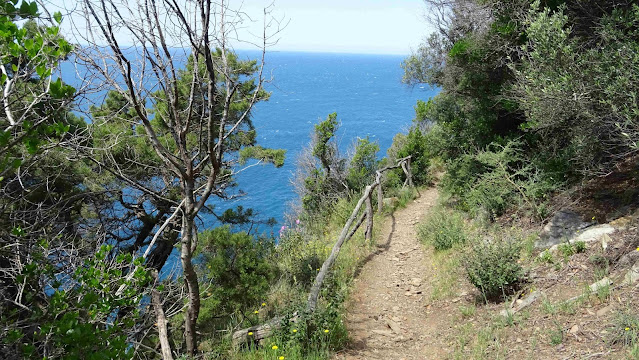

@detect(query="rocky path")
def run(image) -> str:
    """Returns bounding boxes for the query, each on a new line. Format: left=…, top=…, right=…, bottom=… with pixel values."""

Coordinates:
left=335, top=188, right=451, bottom=360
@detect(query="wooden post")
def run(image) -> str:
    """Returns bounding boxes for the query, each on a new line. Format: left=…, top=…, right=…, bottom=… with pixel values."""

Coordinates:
left=376, top=171, right=383, bottom=213
left=365, top=192, right=373, bottom=242
left=406, top=157, right=414, bottom=188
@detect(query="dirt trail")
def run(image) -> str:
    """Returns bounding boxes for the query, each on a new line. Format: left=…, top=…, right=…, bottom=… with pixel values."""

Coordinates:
left=335, top=188, right=452, bottom=360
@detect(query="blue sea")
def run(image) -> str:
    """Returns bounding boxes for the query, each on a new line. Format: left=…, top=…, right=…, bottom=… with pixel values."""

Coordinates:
left=62, top=51, right=437, bottom=242
left=224, top=51, right=437, bottom=228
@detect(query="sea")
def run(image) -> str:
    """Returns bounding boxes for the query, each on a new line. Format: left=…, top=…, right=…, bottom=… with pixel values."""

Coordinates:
left=222, top=51, right=437, bottom=229
left=62, top=50, right=437, bottom=274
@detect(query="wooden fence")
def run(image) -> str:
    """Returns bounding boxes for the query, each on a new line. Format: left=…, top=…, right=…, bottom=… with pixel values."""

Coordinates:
left=232, top=156, right=414, bottom=344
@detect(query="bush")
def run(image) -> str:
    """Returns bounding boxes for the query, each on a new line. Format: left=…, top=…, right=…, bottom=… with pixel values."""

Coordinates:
left=418, top=207, right=467, bottom=251
left=346, top=137, right=379, bottom=193
left=465, top=238, right=524, bottom=300
left=196, top=226, right=275, bottom=327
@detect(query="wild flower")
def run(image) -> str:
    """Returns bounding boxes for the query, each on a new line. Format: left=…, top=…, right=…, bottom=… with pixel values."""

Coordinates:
left=254, top=310, right=259, bottom=314
left=292, top=329, right=297, bottom=333
left=324, top=329, right=329, bottom=333
left=248, top=332, right=253, bottom=336
left=271, top=345, right=278, bottom=350
left=262, top=302, right=266, bottom=306
left=279, top=357, right=285, bottom=360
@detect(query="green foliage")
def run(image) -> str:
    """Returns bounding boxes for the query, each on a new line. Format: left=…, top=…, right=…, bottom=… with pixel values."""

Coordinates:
left=3, top=245, right=150, bottom=359
left=558, top=241, right=586, bottom=258
left=610, top=308, right=639, bottom=348
left=0, top=2, right=75, bottom=173
left=277, top=229, right=325, bottom=288
left=196, top=226, right=275, bottom=327
left=240, top=145, right=286, bottom=167
left=418, top=207, right=467, bottom=251
left=465, top=238, right=524, bottom=301
left=302, top=113, right=350, bottom=215
left=312, top=112, right=339, bottom=172
left=513, top=2, right=639, bottom=176
left=345, top=137, right=379, bottom=192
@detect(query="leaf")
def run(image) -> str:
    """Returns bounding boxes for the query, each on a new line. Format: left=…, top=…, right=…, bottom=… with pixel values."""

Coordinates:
left=53, top=11, right=62, bottom=24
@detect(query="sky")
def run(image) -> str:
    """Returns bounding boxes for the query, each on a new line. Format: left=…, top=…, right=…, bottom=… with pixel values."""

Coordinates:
left=48, top=0, right=433, bottom=55
left=237, top=0, right=432, bottom=54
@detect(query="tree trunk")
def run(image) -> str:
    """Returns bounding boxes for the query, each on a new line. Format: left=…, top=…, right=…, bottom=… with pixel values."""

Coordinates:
left=151, top=270, right=174, bottom=360
left=181, top=214, right=200, bottom=356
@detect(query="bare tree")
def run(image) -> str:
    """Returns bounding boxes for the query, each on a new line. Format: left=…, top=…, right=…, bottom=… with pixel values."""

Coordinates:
left=72, top=0, right=283, bottom=355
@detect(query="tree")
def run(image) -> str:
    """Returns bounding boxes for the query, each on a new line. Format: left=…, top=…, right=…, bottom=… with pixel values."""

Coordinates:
left=74, top=0, right=283, bottom=355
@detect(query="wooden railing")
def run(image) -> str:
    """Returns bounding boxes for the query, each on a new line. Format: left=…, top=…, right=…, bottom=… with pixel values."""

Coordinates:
left=232, top=156, right=414, bottom=344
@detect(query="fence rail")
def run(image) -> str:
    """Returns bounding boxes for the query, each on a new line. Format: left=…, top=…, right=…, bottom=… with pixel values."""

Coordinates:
left=232, top=156, right=414, bottom=345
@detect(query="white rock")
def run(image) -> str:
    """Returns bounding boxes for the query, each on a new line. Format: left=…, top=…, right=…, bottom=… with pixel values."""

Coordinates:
left=624, top=260, right=639, bottom=284
left=589, top=277, right=612, bottom=292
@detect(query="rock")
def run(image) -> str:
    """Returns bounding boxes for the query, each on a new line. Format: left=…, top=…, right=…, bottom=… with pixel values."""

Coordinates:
left=619, top=251, right=639, bottom=267
left=500, top=290, right=542, bottom=318
left=596, top=305, right=612, bottom=317
left=544, top=224, right=616, bottom=254
left=589, top=277, right=612, bottom=292
left=411, top=278, right=422, bottom=287
left=570, top=325, right=579, bottom=334
left=574, top=224, right=615, bottom=243
left=624, top=260, right=639, bottom=284
left=610, top=214, right=635, bottom=230
left=601, top=234, right=610, bottom=251
left=536, top=210, right=593, bottom=249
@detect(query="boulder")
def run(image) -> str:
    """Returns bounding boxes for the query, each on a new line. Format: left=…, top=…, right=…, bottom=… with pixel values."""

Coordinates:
left=536, top=210, right=593, bottom=249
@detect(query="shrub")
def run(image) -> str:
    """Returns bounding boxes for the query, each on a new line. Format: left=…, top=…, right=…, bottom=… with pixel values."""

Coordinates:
left=196, top=226, right=275, bottom=327
left=610, top=308, right=639, bottom=347
left=418, top=207, right=467, bottom=251
left=465, top=238, right=524, bottom=300
left=346, top=137, right=379, bottom=193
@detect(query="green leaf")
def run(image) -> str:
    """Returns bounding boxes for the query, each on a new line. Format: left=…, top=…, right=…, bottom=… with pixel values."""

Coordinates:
left=53, top=11, right=62, bottom=24
left=19, top=1, right=30, bottom=16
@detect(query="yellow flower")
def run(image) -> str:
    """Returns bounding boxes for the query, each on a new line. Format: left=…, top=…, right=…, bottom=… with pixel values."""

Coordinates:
left=626, top=327, right=631, bottom=331
left=636, top=247, right=639, bottom=252
left=316, top=268, right=320, bottom=271
left=292, top=329, right=297, bottom=333
left=248, top=332, right=253, bottom=336
left=592, top=216, right=596, bottom=220
left=254, top=310, right=259, bottom=314
left=262, top=302, right=266, bottom=306
left=271, top=345, right=278, bottom=350
left=324, top=329, right=329, bottom=333
left=279, top=357, right=285, bottom=360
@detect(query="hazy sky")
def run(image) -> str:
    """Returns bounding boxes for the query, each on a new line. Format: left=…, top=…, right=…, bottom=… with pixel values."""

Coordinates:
left=239, top=0, right=431, bottom=54
left=50, top=0, right=432, bottom=55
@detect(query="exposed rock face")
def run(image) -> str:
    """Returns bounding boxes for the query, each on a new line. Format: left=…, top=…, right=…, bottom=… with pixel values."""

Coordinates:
left=536, top=210, right=594, bottom=249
